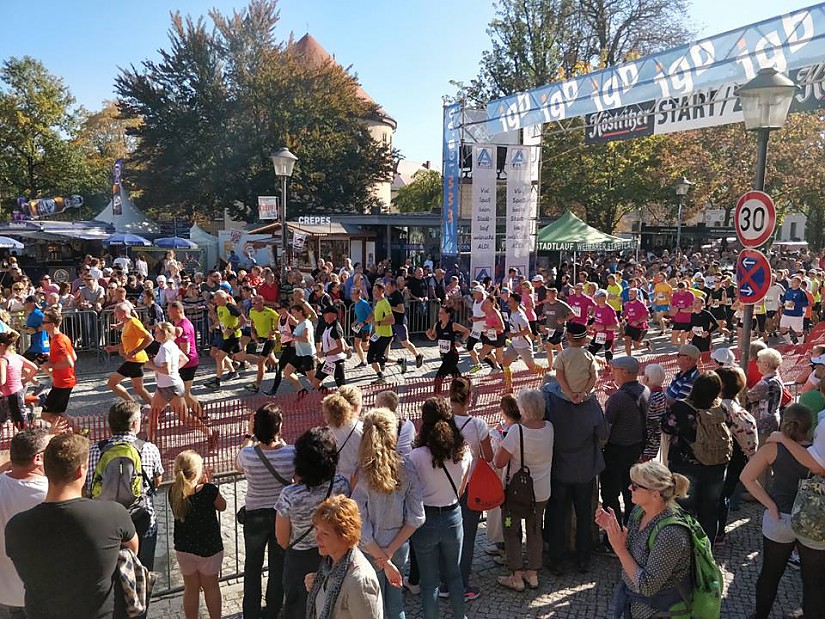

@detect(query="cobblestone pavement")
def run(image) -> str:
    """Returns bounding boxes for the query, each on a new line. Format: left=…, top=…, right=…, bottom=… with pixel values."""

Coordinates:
left=148, top=496, right=804, bottom=618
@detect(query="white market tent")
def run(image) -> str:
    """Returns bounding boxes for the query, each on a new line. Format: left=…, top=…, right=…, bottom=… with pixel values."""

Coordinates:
left=189, top=223, right=219, bottom=270
left=95, top=186, right=160, bottom=235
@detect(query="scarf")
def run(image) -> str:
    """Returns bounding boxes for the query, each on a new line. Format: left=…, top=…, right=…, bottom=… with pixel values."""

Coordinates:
left=306, top=546, right=355, bottom=619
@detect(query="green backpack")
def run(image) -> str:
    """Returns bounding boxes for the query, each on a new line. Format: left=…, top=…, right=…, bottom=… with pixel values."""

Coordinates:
left=640, top=508, right=723, bottom=618
left=89, top=439, right=145, bottom=506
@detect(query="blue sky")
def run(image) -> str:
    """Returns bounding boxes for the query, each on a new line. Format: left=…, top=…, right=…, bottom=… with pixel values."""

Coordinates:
left=0, top=0, right=813, bottom=165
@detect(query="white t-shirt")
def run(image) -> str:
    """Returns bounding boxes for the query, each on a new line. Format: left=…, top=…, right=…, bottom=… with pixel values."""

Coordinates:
left=0, top=473, right=48, bottom=606
left=154, top=340, right=184, bottom=388
left=330, top=420, right=363, bottom=481
left=453, top=414, right=490, bottom=461
left=113, top=256, right=131, bottom=273
left=135, top=259, right=149, bottom=278
left=500, top=422, right=555, bottom=503
left=410, top=445, right=472, bottom=507
left=765, top=284, right=785, bottom=312
left=470, top=300, right=485, bottom=337
left=397, top=418, right=416, bottom=458
left=508, top=308, right=532, bottom=349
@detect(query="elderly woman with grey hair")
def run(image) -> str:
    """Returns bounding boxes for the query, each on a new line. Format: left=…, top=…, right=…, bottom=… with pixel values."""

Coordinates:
left=494, top=389, right=554, bottom=591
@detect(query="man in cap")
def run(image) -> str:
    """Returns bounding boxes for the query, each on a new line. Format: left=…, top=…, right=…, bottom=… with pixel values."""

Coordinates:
left=551, top=321, right=598, bottom=403
left=666, top=344, right=701, bottom=404
left=600, top=356, right=649, bottom=541
left=467, top=285, right=489, bottom=373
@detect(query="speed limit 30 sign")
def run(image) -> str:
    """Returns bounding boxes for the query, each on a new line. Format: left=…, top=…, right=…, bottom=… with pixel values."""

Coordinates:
left=735, top=191, right=776, bottom=248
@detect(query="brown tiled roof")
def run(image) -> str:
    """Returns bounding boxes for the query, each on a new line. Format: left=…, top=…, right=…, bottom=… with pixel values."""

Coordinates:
left=290, top=33, right=395, bottom=127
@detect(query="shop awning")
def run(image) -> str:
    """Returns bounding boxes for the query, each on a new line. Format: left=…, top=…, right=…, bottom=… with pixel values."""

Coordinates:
left=248, top=221, right=374, bottom=239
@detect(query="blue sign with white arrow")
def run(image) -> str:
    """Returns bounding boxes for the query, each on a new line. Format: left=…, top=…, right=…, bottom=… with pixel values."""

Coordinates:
left=736, top=248, right=771, bottom=304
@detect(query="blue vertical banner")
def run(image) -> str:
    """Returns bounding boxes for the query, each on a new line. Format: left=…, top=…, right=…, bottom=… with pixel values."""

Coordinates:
left=112, top=158, right=123, bottom=216
left=441, top=102, right=461, bottom=257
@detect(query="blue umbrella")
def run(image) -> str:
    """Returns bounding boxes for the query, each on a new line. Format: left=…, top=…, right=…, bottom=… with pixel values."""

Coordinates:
left=104, top=233, right=152, bottom=247
left=154, top=236, right=199, bottom=250
left=0, top=236, right=24, bottom=250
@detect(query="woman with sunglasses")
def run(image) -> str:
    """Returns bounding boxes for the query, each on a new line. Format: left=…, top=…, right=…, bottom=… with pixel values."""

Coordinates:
left=595, top=460, right=692, bottom=618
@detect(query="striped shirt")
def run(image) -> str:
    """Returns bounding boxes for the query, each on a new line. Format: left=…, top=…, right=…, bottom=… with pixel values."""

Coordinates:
left=237, top=445, right=296, bottom=511
left=666, top=367, right=699, bottom=403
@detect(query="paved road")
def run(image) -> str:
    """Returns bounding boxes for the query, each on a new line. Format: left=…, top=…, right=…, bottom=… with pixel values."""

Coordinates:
left=148, top=497, right=803, bottom=618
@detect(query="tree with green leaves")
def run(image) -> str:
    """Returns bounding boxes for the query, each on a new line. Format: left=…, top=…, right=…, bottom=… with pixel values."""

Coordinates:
left=116, top=0, right=394, bottom=221
left=393, top=169, right=442, bottom=212
left=0, top=56, right=98, bottom=208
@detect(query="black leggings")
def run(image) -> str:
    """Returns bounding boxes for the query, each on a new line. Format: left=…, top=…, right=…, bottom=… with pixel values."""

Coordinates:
left=435, top=350, right=460, bottom=378
left=754, top=536, right=825, bottom=618
left=588, top=338, right=614, bottom=362
left=269, top=345, right=296, bottom=394
left=367, top=335, right=392, bottom=365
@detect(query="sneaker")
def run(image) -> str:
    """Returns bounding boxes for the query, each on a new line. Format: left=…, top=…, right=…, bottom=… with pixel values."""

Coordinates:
left=204, top=380, right=221, bottom=391
left=400, top=358, right=408, bottom=374
left=224, top=371, right=239, bottom=381
left=788, top=550, right=801, bottom=569
left=354, top=361, right=366, bottom=369
left=415, top=353, right=424, bottom=368
left=404, top=582, right=420, bottom=595
left=371, top=374, right=387, bottom=385
left=464, top=586, right=481, bottom=602
left=484, top=357, right=496, bottom=369
left=438, top=586, right=449, bottom=599
left=243, top=383, right=260, bottom=393
left=469, top=365, right=482, bottom=374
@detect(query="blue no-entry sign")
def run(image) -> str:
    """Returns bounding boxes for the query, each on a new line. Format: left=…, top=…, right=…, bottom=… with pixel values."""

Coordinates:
left=737, top=248, right=771, bottom=304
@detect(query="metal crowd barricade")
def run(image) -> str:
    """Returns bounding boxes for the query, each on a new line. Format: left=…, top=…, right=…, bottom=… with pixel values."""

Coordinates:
left=99, top=306, right=151, bottom=360
left=60, top=309, right=105, bottom=361
left=184, top=306, right=211, bottom=352
left=405, top=298, right=439, bottom=336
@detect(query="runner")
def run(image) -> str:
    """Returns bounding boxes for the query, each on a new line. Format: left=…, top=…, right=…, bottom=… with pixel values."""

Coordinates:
left=650, top=273, right=673, bottom=333
left=384, top=278, right=423, bottom=373
left=689, top=296, right=719, bottom=353
left=204, top=291, right=246, bottom=391
left=621, top=288, right=651, bottom=356
left=589, top=290, right=620, bottom=362
left=502, top=292, right=542, bottom=390
left=764, top=273, right=784, bottom=337
left=540, top=287, right=573, bottom=367
left=281, top=304, right=316, bottom=394
left=670, top=281, right=695, bottom=346
left=425, top=305, right=469, bottom=391
left=531, top=275, right=547, bottom=349
left=366, top=282, right=394, bottom=385
left=467, top=285, right=488, bottom=374
left=38, top=309, right=77, bottom=431
left=477, top=294, right=506, bottom=371
left=566, top=282, right=594, bottom=329
left=104, top=302, right=153, bottom=406
left=22, top=296, right=49, bottom=366
left=263, top=300, right=298, bottom=396
left=349, top=286, right=372, bottom=368
left=605, top=274, right=624, bottom=319
left=167, top=301, right=203, bottom=419
left=240, top=295, right=278, bottom=393
left=779, top=275, right=808, bottom=344
left=312, top=305, right=347, bottom=389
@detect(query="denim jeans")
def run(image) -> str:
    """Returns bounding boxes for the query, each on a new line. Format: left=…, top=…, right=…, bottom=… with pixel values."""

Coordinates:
left=243, top=508, right=283, bottom=618
left=368, top=543, right=410, bottom=619
left=671, top=462, right=726, bottom=540
left=411, top=504, right=465, bottom=619
left=282, top=547, right=320, bottom=619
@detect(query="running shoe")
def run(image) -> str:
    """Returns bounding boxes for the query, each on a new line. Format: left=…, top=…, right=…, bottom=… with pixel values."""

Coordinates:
left=224, top=371, right=239, bottom=381
left=243, top=383, right=259, bottom=393
left=469, top=365, right=482, bottom=374
left=788, top=550, right=801, bottom=569
left=354, top=361, right=366, bottom=369
left=400, top=358, right=408, bottom=374
left=437, top=586, right=449, bottom=599
left=204, top=379, right=221, bottom=391
left=415, top=353, right=424, bottom=368
left=464, top=586, right=481, bottom=602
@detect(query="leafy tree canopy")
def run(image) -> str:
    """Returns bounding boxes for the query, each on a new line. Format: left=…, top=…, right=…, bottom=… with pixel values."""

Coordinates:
left=393, top=169, right=442, bottom=213
left=115, top=0, right=394, bottom=221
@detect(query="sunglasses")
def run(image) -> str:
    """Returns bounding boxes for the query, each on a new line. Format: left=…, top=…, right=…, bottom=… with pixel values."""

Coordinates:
left=629, top=482, right=650, bottom=492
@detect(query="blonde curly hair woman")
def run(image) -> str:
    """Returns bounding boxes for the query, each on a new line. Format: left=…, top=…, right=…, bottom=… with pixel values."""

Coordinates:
left=351, top=408, right=424, bottom=619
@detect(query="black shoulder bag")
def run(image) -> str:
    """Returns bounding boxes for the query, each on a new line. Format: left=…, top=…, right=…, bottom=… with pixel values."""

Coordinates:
left=503, top=425, right=535, bottom=518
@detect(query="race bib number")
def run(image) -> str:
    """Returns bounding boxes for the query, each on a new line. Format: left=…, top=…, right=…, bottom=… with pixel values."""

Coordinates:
left=712, top=300, right=719, bottom=307
left=279, top=325, right=290, bottom=336
left=470, top=327, right=482, bottom=339
left=571, top=306, right=581, bottom=317
left=692, top=326, right=704, bottom=336
left=486, top=329, right=498, bottom=340
left=785, top=301, right=795, bottom=310
left=656, top=292, right=666, bottom=301
left=370, top=332, right=381, bottom=343
left=594, top=332, right=607, bottom=345
left=352, top=321, right=364, bottom=333
left=322, top=359, right=336, bottom=375
left=438, top=339, right=452, bottom=354
left=546, top=328, right=556, bottom=338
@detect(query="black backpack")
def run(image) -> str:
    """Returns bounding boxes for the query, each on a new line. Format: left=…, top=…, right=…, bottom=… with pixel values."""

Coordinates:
left=503, top=425, right=535, bottom=518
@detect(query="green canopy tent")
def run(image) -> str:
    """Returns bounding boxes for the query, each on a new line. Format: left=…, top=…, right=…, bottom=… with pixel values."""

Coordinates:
left=536, top=211, right=634, bottom=279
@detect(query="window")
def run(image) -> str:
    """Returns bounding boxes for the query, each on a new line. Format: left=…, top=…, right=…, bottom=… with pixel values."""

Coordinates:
left=790, top=222, right=797, bottom=240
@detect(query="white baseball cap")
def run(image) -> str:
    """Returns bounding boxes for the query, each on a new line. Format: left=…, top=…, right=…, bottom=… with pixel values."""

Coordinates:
left=472, top=285, right=485, bottom=295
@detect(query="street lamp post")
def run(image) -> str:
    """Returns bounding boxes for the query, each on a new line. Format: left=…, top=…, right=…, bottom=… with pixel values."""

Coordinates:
left=270, top=147, right=298, bottom=287
left=736, top=68, right=797, bottom=373
left=674, top=176, right=693, bottom=254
